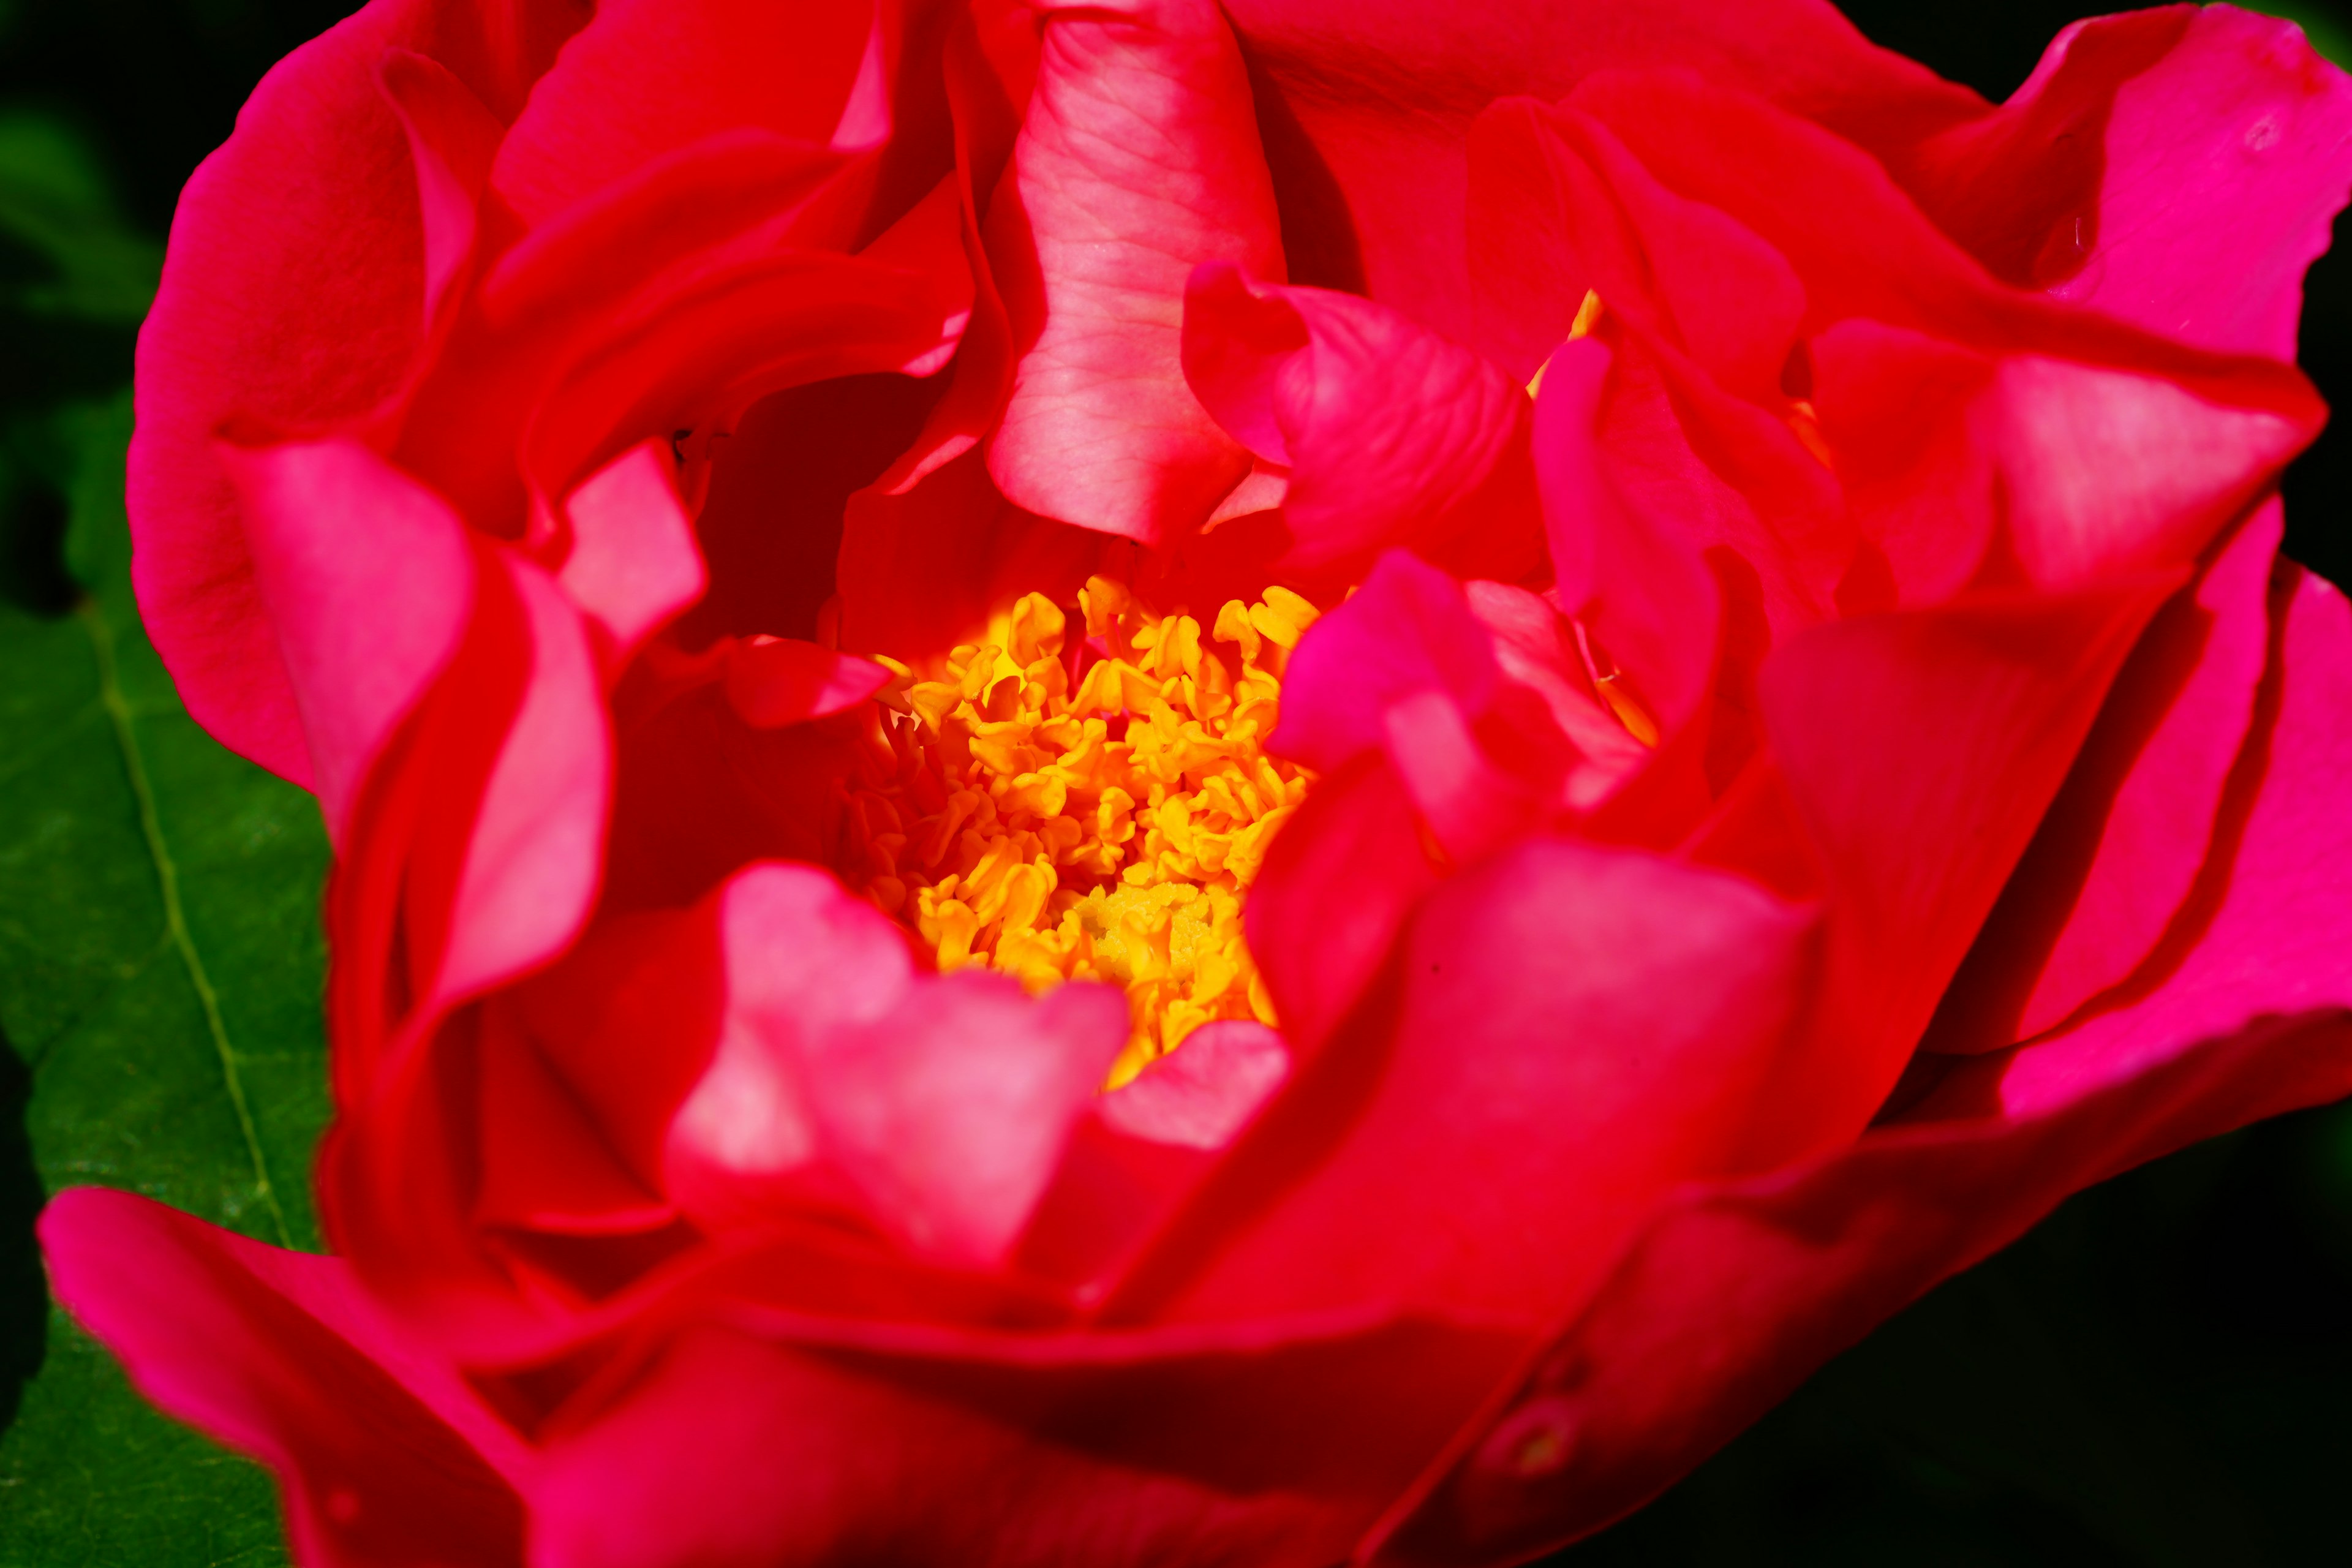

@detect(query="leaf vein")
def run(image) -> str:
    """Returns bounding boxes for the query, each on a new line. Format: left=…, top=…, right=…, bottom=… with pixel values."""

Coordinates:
left=77, top=599, right=292, bottom=1250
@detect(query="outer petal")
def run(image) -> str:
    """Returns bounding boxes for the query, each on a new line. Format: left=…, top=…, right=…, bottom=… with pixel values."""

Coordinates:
left=524, top=1312, right=1524, bottom=1568
left=983, top=0, right=1286, bottom=543
left=1118, top=838, right=1815, bottom=1329
left=128, top=0, right=586, bottom=782
left=217, top=438, right=475, bottom=839
left=1929, top=502, right=2280, bottom=1048
left=489, top=0, right=882, bottom=227
left=130, top=0, right=434, bottom=785
left=1897, top=5, right=2352, bottom=358
left=1225, top=0, right=1981, bottom=344
left=39, top=1189, right=526, bottom=1568
left=1362, top=570, right=2352, bottom=1562
left=1752, top=577, right=2176, bottom=1156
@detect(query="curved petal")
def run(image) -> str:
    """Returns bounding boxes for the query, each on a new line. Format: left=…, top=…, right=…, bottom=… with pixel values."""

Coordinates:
left=488, top=0, right=881, bottom=227
left=128, top=0, right=587, bottom=781
left=1359, top=1012, right=2352, bottom=1567
left=1182, top=264, right=1545, bottom=577
left=217, top=437, right=475, bottom=839
left=982, top=0, right=1286, bottom=543
left=557, top=439, right=707, bottom=667
left=1754, top=575, right=2180, bottom=1158
left=1929, top=501, right=2280, bottom=1050
left=524, top=1311, right=1522, bottom=1568
left=1121, top=838, right=1815, bottom=1329
left=1226, top=0, right=1981, bottom=344
left=663, top=863, right=1129, bottom=1268
left=39, top=1189, right=526, bottom=1568
left=1896, top=6, right=2352, bottom=359
left=129, top=0, right=434, bottom=784
left=1366, top=572, right=2352, bottom=1558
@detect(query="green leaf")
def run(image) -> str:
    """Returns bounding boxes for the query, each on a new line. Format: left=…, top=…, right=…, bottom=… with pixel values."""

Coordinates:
left=0, top=113, right=162, bottom=323
left=0, top=391, right=326, bottom=1566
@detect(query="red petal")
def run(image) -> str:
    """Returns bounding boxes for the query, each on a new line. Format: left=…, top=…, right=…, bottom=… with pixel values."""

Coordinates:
left=982, top=0, right=1284, bottom=543
left=39, top=1189, right=525, bottom=1568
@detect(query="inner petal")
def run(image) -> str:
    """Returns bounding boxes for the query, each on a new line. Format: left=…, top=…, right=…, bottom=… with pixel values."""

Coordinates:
left=835, top=576, right=1319, bottom=1086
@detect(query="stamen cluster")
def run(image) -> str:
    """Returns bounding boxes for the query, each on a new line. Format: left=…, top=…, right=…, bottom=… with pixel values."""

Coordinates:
left=839, top=578, right=1319, bottom=1085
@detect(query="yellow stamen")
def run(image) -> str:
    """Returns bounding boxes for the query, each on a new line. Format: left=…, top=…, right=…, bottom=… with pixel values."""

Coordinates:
left=842, top=579, right=1317, bottom=1088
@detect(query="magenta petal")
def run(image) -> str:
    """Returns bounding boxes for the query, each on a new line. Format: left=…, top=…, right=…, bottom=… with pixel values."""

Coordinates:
left=1100, top=1019, right=1291, bottom=1150
left=723, top=638, right=892, bottom=728
left=1223, top=0, right=1977, bottom=347
left=1182, top=264, right=1543, bottom=576
left=128, top=1, right=433, bottom=783
left=218, top=438, right=475, bottom=837
left=813, top=975, right=1128, bottom=1267
left=1370, top=576, right=2352, bottom=1558
left=666, top=863, right=1128, bottom=1265
left=1146, top=837, right=1815, bottom=1327
left=39, top=1189, right=525, bottom=1568
left=558, top=439, right=708, bottom=666
left=437, top=553, right=610, bottom=1002
left=1246, top=755, right=1442, bottom=1054
left=982, top=0, right=1285, bottom=543
left=524, top=1314, right=1521, bottom=1568
left=1756, top=576, right=2177, bottom=1155
left=488, top=0, right=878, bottom=227
left=1983, top=354, right=2309, bottom=589
left=1904, top=7, right=2352, bottom=358
left=1529, top=338, right=1721, bottom=738
left=1934, top=502, right=2281, bottom=1048
left=1363, top=1013, right=2352, bottom=1566
left=1272, top=550, right=1500, bottom=773
left=378, top=48, right=503, bottom=326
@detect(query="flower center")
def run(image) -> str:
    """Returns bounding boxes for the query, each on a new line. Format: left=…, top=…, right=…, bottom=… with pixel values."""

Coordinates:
left=842, top=578, right=1319, bottom=1087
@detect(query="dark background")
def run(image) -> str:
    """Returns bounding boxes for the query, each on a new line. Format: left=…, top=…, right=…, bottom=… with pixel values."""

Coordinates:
left=2, top=2, right=2348, bottom=1562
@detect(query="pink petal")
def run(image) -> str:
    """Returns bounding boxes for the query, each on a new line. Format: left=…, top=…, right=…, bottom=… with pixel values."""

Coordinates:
left=812, top=975, right=1128, bottom=1267
left=1899, top=7, right=2352, bottom=358
left=557, top=439, right=708, bottom=665
left=1244, top=755, right=1442, bottom=1054
left=1361, top=1014, right=2352, bottom=1566
left=1223, top=0, right=1978, bottom=345
left=438, top=552, right=611, bottom=1002
left=1466, top=97, right=1806, bottom=402
left=515, top=178, right=972, bottom=519
left=1368, top=576, right=2352, bottom=1557
left=39, top=1189, right=526, bottom=1568
left=837, top=443, right=1103, bottom=662
left=488, top=0, right=881, bottom=227
left=1099, top=1019, right=1291, bottom=1150
left=664, top=863, right=1128, bottom=1267
left=1529, top=338, right=1722, bottom=741
left=524, top=1312, right=1522, bottom=1568
left=1270, top=550, right=1499, bottom=774
left=1753, top=575, right=2177, bottom=1157
left=1809, top=317, right=1999, bottom=608
left=1932, top=501, right=2280, bottom=1048
left=217, top=437, right=475, bottom=838
left=1979, top=353, right=2307, bottom=589
left=982, top=0, right=1285, bottom=543
left=1182, top=265, right=1545, bottom=578
left=1126, top=837, right=1815, bottom=1328
left=722, top=638, right=892, bottom=728
left=378, top=48, right=503, bottom=325
left=129, top=0, right=432, bottom=785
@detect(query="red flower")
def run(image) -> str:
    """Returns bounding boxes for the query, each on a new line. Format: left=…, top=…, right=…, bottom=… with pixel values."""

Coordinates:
left=42, top=1, right=2352, bottom=1563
